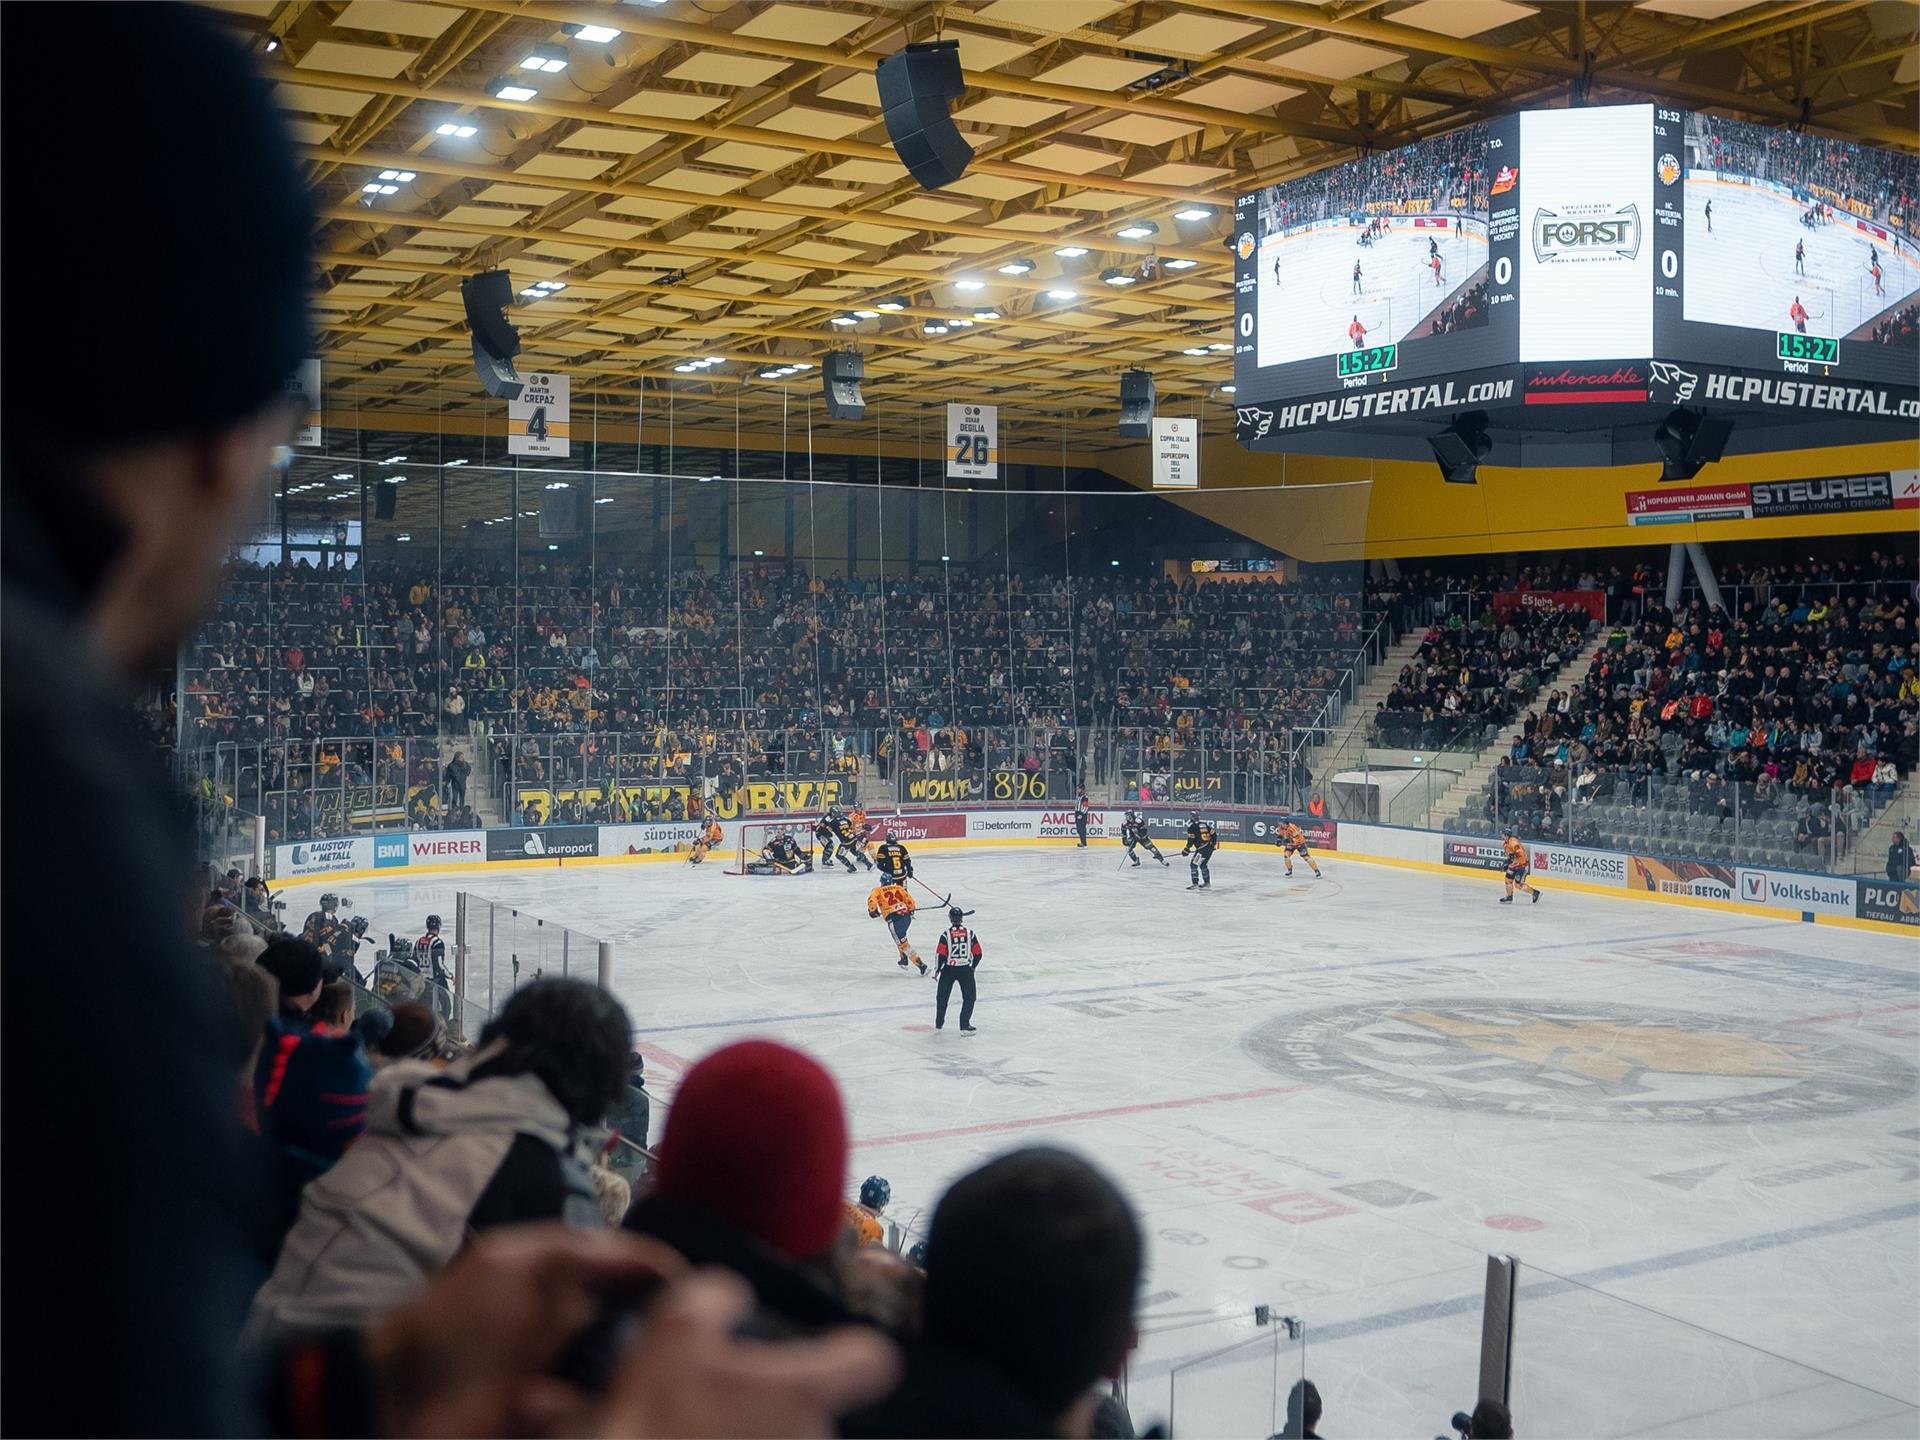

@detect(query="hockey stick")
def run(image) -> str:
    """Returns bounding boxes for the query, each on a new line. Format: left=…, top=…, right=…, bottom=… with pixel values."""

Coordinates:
left=910, top=876, right=952, bottom=908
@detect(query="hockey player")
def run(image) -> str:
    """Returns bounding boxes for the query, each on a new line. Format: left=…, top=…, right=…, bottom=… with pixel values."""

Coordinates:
left=1074, top=792, right=1090, bottom=848
left=1348, top=314, right=1368, bottom=350
left=874, top=834, right=913, bottom=886
left=1428, top=235, right=1439, bottom=260
left=1789, top=296, right=1809, bottom=334
left=1272, top=253, right=1282, bottom=288
left=1430, top=252, right=1444, bottom=287
left=1121, top=809, right=1168, bottom=868
left=844, top=1175, right=891, bottom=1247
left=1500, top=828, right=1541, bottom=905
left=1276, top=820, right=1324, bottom=879
left=832, top=808, right=872, bottom=871
left=1870, top=256, right=1885, bottom=298
left=934, top=905, right=981, bottom=1033
left=1181, top=811, right=1218, bottom=890
left=813, top=807, right=842, bottom=870
left=1351, top=259, right=1363, bottom=295
left=868, top=879, right=926, bottom=973
left=1704, top=198, right=1713, bottom=233
left=687, top=817, right=723, bottom=865
left=749, top=830, right=811, bottom=874
left=1794, top=238, right=1806, bottom=277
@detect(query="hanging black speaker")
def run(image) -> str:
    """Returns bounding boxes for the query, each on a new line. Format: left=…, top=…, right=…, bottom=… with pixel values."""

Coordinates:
left=876, top=40, right=973, bottom=191
left=374, top=481, right=397, bottom=520
left=461, top=269, right=523, bottom=400
left=823, top=350, right=866, bottom=420
left=1117, top=369, right=1155, bottom=437
left=539, top=489, right=585, bottom=539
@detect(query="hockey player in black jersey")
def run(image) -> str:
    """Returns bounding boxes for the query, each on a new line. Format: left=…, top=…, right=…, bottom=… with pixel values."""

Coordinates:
left=1181, top=811, right=1218, bottom=890
left=748, top=831, right=812, bottom=874
left=813, top=808, right=842, bottom=870
left=831, top=809, right=872, bottom=871
left=1120, top=809, right=1168, bottom=868
left=874, top=835, right=913, bottom=885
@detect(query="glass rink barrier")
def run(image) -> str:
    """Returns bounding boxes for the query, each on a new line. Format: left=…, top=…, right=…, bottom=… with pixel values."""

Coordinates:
left=449, top=892, right=613, bottom=1042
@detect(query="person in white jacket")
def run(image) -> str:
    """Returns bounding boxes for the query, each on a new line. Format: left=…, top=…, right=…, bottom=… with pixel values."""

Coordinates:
left=248, top=978, right=631, bottom=1341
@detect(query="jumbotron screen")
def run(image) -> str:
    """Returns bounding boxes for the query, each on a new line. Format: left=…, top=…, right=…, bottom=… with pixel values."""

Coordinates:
left=1232, top=104, right=1920, bottom=452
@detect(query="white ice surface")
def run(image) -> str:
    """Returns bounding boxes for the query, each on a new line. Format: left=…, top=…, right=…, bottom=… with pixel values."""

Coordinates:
left=323, top=845, right=1920, bottom=1438
left=1257, top=223, right=1488, bottom=368
left=1685, top=180, right=1920, bottom=339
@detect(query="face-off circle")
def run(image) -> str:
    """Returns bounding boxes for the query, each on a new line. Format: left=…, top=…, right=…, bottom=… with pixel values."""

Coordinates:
left=1243, top=998, right=1915, bottom=1124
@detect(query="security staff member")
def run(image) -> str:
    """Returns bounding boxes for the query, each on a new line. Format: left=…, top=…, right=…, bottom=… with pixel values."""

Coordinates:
left=934, top=906, right=982, bottom=1033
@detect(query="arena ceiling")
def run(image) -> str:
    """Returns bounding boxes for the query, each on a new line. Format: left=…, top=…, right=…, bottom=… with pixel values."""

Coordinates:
left=213, top=0, right=1917, bottom=453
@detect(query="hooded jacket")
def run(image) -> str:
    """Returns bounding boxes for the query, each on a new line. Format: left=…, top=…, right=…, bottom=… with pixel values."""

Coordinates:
left=246, top=1044, right=596, bottom=1341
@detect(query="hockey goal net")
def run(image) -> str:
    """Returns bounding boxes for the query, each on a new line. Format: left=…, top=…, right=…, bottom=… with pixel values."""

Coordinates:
left=726, top=820, right=817, bottom=876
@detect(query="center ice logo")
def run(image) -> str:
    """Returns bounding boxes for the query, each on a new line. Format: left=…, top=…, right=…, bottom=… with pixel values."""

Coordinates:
left=1531, top=203, right=1641, bottom=263
left=1243, top=999, right=1914, bottom=1123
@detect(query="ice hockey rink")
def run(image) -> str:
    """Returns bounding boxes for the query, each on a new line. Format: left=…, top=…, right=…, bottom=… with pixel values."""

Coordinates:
left=1686, top=178, right=1920, bottom=339
left=1257, top=221, right=1488, bottom=369
left=320, top=842, right=1920, bottom=1439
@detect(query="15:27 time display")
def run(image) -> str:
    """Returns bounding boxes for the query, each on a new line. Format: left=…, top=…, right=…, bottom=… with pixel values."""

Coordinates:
left=1336, top=343, right=1399, bottom=379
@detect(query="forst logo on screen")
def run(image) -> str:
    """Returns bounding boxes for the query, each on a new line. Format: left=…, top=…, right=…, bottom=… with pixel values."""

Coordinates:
left=1531, top=202, right=1641, bottom=262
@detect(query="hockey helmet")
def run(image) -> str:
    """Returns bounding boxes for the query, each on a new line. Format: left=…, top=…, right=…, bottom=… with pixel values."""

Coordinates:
left=859, top=1175, right=891, bottom=1210
left=424, top=913, right=442, bottom=932
left=319, top=892, right=339, bottom=912
left=906, top=1240, right=929, bottom=1269
left=949, top=906, right=966, bottom=926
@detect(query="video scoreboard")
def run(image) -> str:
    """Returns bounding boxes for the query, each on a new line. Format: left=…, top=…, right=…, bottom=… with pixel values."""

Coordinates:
left=1232, top=104, right=1920, bottom=464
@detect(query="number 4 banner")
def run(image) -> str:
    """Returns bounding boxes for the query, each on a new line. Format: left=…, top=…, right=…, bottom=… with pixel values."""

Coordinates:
left=509, top=372, right=571, bottom=458
left=946, top=402, right=998, bottom=480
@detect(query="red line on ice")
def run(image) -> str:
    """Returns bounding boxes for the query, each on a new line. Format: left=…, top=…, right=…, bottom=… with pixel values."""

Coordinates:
left=856, top=1083, right=1310, bottom=1150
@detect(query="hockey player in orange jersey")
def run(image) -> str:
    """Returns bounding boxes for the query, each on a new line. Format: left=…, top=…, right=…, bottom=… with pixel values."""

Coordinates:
left=1276, top=820, right=1323, bottom=879
left=1500, top=828, right=1541, bottom=905
left=687, top=817, right=723, bottom=865
left=868, top=880, right=927, bottom=973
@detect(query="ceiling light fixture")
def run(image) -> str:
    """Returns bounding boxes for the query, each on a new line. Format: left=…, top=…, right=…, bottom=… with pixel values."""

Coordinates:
left=1116, top=220, right=1159, bottom=240
left=436, top=121, right=479, bottom=138
left=1100, top=267, right=1137, bottom=287
left=545, top=481, right=570, bottom=490
left=973, top=308, right=1001, bottom=321
left=876, top=296, right=907, bottom=311
left=520, top=45, right=568, bottom=73
left=569, top=23, right=621, bottom=42
left=595, top=496, right=615, bottom=504
left=853, top=308, right=881, bottom=319
left=954, top=277, right=985, bottom=291
left=377, top=169, right=416, bottom=183
left=923, top=322, right=949, bottom=335
left=396, top=533, right=411, bottom=541
left=1163, top=257, right=1199, bottom=270
left=997, top=258, right=1035, bottom=276
left=489, top=79, right=539, bottom=102
left=1209, top=343, right=1233, bottom=352
left=1174, top=207, right=1214, bottom=222
left=1220, top=384, right=1237, bottom=394
left=331, top=472, right=353, bottom=481
left=1182, top=347, right=1208, bottom=356
left=382, top=454, right=407, bottom=464
left=1046, top=288, right=1078, bottom=301
left=1054, top=245, right=1089, bottom=259
left=445, top=458, right=468, bottom=467
left=831, top=313, right=859, bottom=326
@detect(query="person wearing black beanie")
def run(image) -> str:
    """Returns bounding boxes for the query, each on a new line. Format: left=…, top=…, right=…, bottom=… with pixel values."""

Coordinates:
left=0, top=5, right=313, bottom=1434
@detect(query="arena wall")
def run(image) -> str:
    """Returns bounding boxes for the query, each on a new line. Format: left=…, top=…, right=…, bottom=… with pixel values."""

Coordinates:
left=269, top=809, right=1914, bottom=935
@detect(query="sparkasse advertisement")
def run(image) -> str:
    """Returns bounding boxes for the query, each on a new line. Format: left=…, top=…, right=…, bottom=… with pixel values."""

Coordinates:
left=1528, top=843, right=1627, bottom=887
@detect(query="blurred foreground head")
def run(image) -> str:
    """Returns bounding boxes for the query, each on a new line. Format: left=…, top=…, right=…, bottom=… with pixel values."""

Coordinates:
left=1, top=2, right=312, bottom=675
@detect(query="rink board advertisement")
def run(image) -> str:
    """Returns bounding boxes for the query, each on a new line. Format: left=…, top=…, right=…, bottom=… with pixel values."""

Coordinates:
left=485, top=826, right=599, bottom=862
left=1443, top=837, right=1509, bottom=872
left=1733, top=867, right=1856, bottom=917
left=1629, top=855, right=1736, bottom=899
left=1528, top=843, right=1627, bottom=888
left=1857, top=881, right=1920, bottom=926
left=601, top=821, right=706, bottom=856
left=274, top=836, right=373, bottom=878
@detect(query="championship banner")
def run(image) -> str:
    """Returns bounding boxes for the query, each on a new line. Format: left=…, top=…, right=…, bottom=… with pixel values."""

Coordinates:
left=288, top=358, right=322, bottom=447
left=508, top=371, right=571, bottom=458
left=946, top=402, right=998, bottom=480
left=1489, top=589, right=1606, bottom=623
left=1151, top=417, right=1199, bottom=488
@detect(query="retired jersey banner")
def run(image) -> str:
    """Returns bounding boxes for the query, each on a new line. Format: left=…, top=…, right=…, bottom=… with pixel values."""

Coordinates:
left=946, top=402, right=998, bottom=480
left=509, top=371, right=570, bottom=458
left=289, top=358, right=322, bottom=447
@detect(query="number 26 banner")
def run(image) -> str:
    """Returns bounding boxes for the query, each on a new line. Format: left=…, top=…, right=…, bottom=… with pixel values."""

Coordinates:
left=946, top=402, right=998, bottom=480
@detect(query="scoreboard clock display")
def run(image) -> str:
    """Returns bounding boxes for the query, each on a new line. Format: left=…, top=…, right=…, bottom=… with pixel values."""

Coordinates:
left=1232, top=103, right=1920, bottom=461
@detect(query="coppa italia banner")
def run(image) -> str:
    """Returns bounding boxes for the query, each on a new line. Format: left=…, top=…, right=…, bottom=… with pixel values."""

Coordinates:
left=1489, top=589, right=1605, bottom=623
left=1626, top=471, right=1917, bottom=527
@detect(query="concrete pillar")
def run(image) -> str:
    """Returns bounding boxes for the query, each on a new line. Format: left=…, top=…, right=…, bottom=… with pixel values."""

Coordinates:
left=1664, top=543, right=1687, bottom=610
left=1684, top=541, right=1725, bottom=612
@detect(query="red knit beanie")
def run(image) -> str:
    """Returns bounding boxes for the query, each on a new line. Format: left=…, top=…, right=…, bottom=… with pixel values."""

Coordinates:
left=653, top=1039, right=849, bottom=1259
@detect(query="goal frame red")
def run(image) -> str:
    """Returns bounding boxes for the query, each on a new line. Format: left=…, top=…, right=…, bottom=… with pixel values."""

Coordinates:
left=725, top=820, right=818, bottom=876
